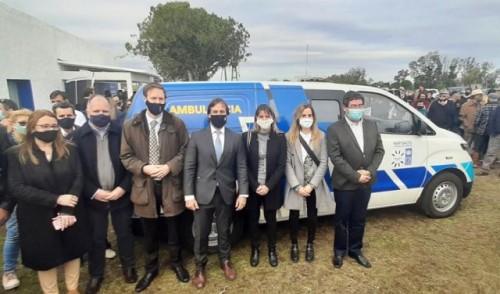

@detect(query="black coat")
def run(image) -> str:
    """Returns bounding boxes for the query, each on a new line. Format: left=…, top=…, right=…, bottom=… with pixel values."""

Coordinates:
left=6, top=143, right=90, bottom=271
left=69, top=122, right=132, bottom=211
left=0, top=127, right=17, bottom=213
left=242, top=130, right=287, bottom=210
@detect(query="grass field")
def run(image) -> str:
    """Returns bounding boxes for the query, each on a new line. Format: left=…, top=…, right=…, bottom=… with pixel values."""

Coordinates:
left=1, top=173, right=499, bottom=293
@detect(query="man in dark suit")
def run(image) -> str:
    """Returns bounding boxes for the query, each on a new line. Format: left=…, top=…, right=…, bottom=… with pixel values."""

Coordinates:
left=184, top=98, right=249, bottom=289
left=52, top=101, right=79, bottom=138
left=326, top=91, right=385, bottom=269
left=70, top=95, right=137, bottom=294
left=120, top=83, right=190, bottom=292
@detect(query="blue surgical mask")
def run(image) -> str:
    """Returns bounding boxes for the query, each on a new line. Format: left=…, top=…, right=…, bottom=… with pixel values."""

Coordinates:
left=14, top=123, right=27, bottom=135
left=347, top=108, right=364, bottom=122
left=0, top=110, right=4, bottom=121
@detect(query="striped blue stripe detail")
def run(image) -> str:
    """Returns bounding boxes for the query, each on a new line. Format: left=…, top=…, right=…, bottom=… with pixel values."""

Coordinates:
left=461, top=161, right=475, bottom=181
left=372, top=170, right=400, bottom=192
left=393, top=166, right=432, bottom=189
left=431, top=164, right=457, bottom=173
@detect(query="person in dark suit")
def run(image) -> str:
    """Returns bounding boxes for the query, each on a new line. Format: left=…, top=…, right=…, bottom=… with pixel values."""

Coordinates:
left=52, top=101, right=79, bottom=138
left=6, top=110, right=89, bottom=294
left=184, top=98, right=249, bottom=289
left=242, top=104, right=286, bottom=267
left=70, top=95, right=137, bottom=294
left=121, top=83, right=190, bottom=292
left=327, top=91, right=385, bottom=269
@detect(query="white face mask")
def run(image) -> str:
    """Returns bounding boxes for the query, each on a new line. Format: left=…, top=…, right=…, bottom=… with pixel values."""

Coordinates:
left=299, top=118, right=314, bottom=128
left=256, top=118, right=273, bottom=130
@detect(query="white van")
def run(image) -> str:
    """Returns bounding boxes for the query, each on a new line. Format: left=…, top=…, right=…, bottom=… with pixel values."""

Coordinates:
left=128, top=81, right=475, bottom=247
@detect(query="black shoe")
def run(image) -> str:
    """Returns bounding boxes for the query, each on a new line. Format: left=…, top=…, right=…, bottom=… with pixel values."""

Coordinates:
left=290, top=243, right=299, bottom=263
left=305, top=243, right=314, bottom=262
left=349, top=254, right=372, bottom=268
left=171, top=264, right=190, bottom=283
left=332, top=255, right=343, bottom=269
left=250, top=248, right=260, bottom=267
left=85, top=276, right=104, bottom=294
left=135, top=270, right=158, bottom=292
left=268, top=248, right=278, bottom=267
left=123, top=268, right=138, bottom=284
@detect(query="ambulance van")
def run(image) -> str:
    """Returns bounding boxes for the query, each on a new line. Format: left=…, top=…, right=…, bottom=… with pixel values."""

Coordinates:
left=127, top=81, right=474, bottom=248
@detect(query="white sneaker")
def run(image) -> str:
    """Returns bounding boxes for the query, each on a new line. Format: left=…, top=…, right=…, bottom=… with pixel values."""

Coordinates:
left=2, top=272, right=20, bottom=290
left=105, top=248, right=116, bottom=259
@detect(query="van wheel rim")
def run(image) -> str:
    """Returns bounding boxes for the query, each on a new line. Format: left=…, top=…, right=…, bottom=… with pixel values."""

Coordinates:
left=432, top=181, right=458, bottom=212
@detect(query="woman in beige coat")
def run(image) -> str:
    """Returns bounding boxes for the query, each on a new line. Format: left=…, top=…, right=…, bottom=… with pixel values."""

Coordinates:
left=284, top=104, right=333, bottom=263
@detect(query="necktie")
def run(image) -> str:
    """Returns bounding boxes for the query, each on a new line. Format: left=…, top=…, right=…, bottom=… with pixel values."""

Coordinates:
left=215, top=130, right=223, bottom=162
left=149, top=120, right=159, bottom=165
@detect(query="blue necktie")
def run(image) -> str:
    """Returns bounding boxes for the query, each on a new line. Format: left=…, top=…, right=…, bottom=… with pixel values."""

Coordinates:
left=215, top=130, right=222, bottom=162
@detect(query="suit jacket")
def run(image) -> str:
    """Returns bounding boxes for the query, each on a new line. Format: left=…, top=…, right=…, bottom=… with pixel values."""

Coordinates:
left=326, top=118, right=385, bottom=190
left=283, top=131, right=334, bottom=210
left=184, top=127, right=249, bottom=205
left=70, top=121, right=132, bottom=211
left=242, top=130, right=286, bottom=210
left=121, top=110, right=189, bottom=217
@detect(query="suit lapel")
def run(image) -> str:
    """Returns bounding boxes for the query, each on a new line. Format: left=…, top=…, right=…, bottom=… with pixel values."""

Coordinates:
left=219, top=128, right=231, bottom=165
left=294, top=139, right=304, bottom=167
left=341, top=119, right=363, bottom=155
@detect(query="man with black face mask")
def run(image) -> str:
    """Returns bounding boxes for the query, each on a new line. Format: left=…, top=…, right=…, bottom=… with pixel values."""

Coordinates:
left=52, top=101, right=78, bottom=138
left=121, top=83, right=190, bottom=292
left=70, top=95, right=137, bottom=294
left=427, top=89, right=460, bottom=133
left=184, top=98, right=249, bottom=289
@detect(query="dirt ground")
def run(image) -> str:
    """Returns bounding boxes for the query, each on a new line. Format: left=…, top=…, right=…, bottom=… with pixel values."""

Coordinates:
left=1, top=174, right=499, bottom=294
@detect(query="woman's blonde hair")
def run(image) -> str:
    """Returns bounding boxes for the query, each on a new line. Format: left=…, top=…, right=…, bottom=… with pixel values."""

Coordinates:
left=19, top=110, right=69, bottom=165
left=9, top=109, right=32, bottom=124
left=286, top=104, right=321, bottom=151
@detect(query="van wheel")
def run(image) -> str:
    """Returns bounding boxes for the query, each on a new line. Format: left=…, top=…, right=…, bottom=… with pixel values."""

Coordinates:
left=187, top=211, right=245, bottom=254
left=420, top=173, right=463, bottom=218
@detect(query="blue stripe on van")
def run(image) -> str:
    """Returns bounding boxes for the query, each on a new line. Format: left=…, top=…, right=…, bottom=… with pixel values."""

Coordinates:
left=393, top=166, right=432, bottom=189
left=372, top=170, right=400, bottom=192
left=461, top=161, right=475, bottom=181
left=431, top=164, right=457, bottom=173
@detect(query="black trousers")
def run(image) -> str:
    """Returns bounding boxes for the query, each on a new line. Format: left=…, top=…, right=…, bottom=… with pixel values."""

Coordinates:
left=333, top=188, right=371, bottom=257
left=193, top=188, right=232, bottom=267
left=289, top=190, right=317, bottom=244
left=141, top=183, right=183, bottom=272
left=88, top=203, right=135, bottom=277
left=248, top=198, right=277, bottom=250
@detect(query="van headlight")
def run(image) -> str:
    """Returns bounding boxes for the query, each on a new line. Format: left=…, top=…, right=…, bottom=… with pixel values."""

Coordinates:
left=460, top=143, right=468, bottom=151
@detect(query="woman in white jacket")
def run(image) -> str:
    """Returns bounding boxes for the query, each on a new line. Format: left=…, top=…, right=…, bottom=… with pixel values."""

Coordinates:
left=284, top=104, right=333, bottom=263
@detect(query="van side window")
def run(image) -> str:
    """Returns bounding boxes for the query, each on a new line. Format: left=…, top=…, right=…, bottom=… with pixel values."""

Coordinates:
left=361, top=92, right=414, bottom=135
left=306, top=90, right=344, bottom=124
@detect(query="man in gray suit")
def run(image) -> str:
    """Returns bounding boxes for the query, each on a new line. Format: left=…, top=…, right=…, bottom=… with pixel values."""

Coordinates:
left=184, top=98, right=248, bottom=289
left=326, top=91, right=385, bottom=269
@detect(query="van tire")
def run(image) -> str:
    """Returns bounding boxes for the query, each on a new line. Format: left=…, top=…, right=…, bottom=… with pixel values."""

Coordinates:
left=420, top=172, right=463, bottom=218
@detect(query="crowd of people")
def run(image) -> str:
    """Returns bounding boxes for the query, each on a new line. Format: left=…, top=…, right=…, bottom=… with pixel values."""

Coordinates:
left=0, top=83, right=386, bottom=293
left=397, top=86, right=500, bottom=176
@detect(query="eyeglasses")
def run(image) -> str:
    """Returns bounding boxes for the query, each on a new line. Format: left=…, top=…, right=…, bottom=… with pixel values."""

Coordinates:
left=347, top=104, right=364, bottom=109
left=36, top=124, right=59, bottom=131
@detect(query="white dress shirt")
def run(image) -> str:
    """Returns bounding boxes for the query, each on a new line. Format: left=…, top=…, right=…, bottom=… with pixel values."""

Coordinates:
left=346, top=117, right=364, bottom=153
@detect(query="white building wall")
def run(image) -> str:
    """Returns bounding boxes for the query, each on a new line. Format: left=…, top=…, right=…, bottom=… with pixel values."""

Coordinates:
left=0, top=3, right=117, bottom=110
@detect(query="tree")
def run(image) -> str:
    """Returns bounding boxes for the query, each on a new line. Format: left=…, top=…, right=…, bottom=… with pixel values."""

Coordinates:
left=408, top=51, right=443, bottom=88
left=458, top=57, right=494, bottom=89
left=394, top=69, right=409, bottom=85
left=323, top=67, right=368, bottom=85
left=125, top=2, right=251, bottom=81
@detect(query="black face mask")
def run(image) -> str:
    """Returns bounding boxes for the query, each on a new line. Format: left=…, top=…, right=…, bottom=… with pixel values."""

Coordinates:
left=33, top=130, right=58, bottom=143
left=90, top=114, right=111, bottom=128
left=58, top=117, right=75, bottom=129
left=146, top=101, right=165, bottom=116
left=210, top=115, right=227, bottom=129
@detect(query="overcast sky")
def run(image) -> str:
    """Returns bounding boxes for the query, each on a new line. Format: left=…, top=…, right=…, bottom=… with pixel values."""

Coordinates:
left=3, top=0, right=500, bottom=82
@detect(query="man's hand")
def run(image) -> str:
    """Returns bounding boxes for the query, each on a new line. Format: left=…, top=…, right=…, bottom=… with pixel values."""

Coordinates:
left=357, top=169, right=371, bottom=177
left=106, top=187, right=126, bottom=201
left=235, top=196, right=247, bottom=211
left=358, top=174, right=371, bottom=184
left=94, top=189, right=110, bottom=202
left=0, top=208, right=10, bottom=226
left=150, top=164, right=170, bottom=179
left=185, top=199, right=199, bottom=211
left=256, top=185, right=269, bottom=196
left=57, top=194, right=79, bottom=207
left=142, top=165, right=158, bottom=176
